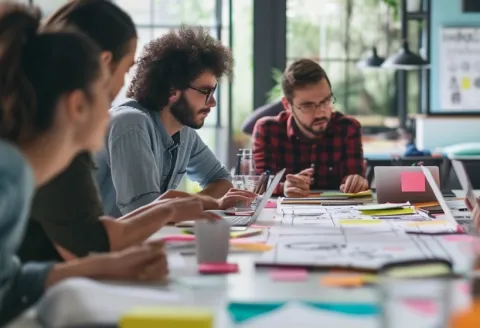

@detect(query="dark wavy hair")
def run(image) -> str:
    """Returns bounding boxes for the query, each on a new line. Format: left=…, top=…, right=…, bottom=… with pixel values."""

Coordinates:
left=126, top=25, right=233, bottom=111
left=0, top=4, right=101, bottom=143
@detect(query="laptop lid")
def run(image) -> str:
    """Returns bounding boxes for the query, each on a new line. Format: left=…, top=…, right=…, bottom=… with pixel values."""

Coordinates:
left=248, top=168, right=286, bottom=223
left=375, top=166, right=440, bottom=203
left=451, top=160, right=477, bottom=209
left=420, top=166, right=456, bottom=225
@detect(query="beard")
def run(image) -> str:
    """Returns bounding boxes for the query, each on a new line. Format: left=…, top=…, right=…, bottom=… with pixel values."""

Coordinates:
left=170, top=93, right=210, bottom=129
left=292, top=111, right=329, bottom=137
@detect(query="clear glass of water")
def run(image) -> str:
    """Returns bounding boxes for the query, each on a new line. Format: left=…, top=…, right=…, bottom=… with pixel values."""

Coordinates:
left=378, top=277, right=453, bottom=328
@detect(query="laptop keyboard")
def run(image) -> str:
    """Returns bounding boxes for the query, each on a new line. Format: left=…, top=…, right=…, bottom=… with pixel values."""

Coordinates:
left=224, top=216, right=251, bottom=225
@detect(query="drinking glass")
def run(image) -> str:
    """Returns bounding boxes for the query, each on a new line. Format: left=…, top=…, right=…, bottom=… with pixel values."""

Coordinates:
left=238, top=148, right=256, bottom=176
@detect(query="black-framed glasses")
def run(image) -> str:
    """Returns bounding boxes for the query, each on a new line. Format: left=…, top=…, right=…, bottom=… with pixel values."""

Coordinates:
left=188, top=84, right=217, bottom=105
left=294, top=94, right=336, bottom=113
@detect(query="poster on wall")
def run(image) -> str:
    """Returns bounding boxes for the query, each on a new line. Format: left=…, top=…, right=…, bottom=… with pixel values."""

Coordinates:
left=439, top=27, right=480, bottom=111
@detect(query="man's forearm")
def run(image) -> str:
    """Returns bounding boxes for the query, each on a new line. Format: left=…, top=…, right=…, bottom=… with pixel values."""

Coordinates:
left=102, top=205, right=174, bottom=251
left=198, top=179, right=232, bottom=198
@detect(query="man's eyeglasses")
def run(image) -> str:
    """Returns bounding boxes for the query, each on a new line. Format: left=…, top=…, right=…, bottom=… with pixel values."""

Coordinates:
left=294, top=94, right=336, bottom=113
left=188, top=84, right=217, bottom=105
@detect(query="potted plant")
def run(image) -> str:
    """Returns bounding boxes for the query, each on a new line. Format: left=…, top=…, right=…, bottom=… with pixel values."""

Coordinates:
left=382, top=0, right=422, bottom=15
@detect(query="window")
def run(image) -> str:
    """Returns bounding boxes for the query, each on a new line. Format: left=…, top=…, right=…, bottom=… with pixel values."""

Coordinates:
left=286, top=0, right=423, bottom=129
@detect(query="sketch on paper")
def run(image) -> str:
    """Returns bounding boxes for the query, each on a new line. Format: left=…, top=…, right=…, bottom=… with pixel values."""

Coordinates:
left=255, top=226, right=470, bottom=272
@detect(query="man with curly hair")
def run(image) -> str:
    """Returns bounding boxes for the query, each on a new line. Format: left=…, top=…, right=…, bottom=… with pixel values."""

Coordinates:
left=95, top=26, right=249, bottom=216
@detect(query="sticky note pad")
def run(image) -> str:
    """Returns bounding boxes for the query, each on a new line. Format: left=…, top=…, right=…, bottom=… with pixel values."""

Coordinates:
left=320, top=274, right=365, bottom=287
left=264, top=200, right=277, bottom=208
left=120, top=306, right=213, bottom=328
left=462, top=77, right=471, bottom=90
left=230, top=242, right=273, bottom=252
left=198, top=262, right=239, bottom=274
left=230, top=229, right=263, bottom=239
left=401, top=171, right=425, bottom=192
left=270, top=268, right=308, bottom=282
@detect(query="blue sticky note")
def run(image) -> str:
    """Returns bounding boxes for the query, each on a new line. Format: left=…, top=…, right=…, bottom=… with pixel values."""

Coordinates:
left=227, top=301, right=378, bottom=323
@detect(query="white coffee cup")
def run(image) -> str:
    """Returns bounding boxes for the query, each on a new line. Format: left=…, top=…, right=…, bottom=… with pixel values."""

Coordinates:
left=194, top=218, right=231, bottom=263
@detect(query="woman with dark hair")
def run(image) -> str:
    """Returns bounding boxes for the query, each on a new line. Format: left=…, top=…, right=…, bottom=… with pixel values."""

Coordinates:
left=19, top=0, right=220, bottom=263
left=0, top=4, right=169, bottom=324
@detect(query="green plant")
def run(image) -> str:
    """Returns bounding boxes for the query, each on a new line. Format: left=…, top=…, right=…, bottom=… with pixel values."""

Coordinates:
left=381, top=0, right=399, bottom=19
left=266, top=68, right=283, bottom=103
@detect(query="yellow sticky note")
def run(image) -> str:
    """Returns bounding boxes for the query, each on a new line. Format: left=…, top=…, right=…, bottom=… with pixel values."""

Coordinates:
left=230, top=242, right=273, bottom=252
left=344, top=190, right=373, bottom=198
left=120, top=306, right=213, bottom=328
left=339, top=219, right=382, bottom=225
left=407, top=220, right=448, bottom=227
left=360, top=208, right=415, bottom=216
left=229, top=229, right=263, bottom=239
left=462, top=77, right=471, bottom=89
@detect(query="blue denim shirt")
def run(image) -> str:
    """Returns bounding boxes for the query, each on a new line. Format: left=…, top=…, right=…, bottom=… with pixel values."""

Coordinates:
left=0, top=140, right=54, bottom=324
left=94, top=100, right=231, bottom=217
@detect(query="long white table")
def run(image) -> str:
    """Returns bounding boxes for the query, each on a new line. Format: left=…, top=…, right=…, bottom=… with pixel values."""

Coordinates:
left=7, top=190, right=477, bottom=328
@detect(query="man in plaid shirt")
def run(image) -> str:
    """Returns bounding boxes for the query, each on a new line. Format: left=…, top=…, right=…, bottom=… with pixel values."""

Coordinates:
left=252, top=59, right=368, bottom=197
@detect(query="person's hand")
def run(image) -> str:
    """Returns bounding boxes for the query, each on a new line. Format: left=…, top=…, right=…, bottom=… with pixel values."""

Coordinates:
left=157, top=197, right=221, bottom=223
left=217, top=188, right=257, bottom=210
left=283, top=168, right=314, bottom=197
left=156, top=189, right=191, bottom=201
left=92, top=243, right=168, bottom=282
left=472, top=197, right=480, bottom=231
left=339, top=174, right=369, bottom=193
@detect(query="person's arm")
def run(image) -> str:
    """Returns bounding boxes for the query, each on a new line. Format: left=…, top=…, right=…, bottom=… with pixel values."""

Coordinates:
left=341, top=121, right=365, bottom=183
left=252, top=119, right=284, bottom=195
left=29, top=152, right=110, bottom=258
left=0, top=261, right=55, bottom=325
left=108, top=126, right=162, bottom=214
left=186, top=131, right=232, bottom=198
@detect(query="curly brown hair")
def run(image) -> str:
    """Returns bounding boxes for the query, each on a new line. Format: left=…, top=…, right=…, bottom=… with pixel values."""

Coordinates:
left=126, top=25, right=233, bottom=111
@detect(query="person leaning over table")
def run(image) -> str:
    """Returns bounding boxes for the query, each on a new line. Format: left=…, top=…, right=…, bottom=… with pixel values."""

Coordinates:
left=252, top=58, right=369, bottom=198
left=0, top=5, right=175, bottom=324
left=17, top=0, right=251, bottom=263
left=94, top=25, right=255, bottom=218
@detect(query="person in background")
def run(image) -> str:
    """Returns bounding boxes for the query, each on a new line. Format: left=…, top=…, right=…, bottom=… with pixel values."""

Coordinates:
left=95, top=25, right=255, bottom=217
left=252, top=59, right=368, bottom=197
left=0, top=5, right=169, bottom=324
left=398, top=127, right=432, bottom=157
left=18, top=0, right=221, bottom=264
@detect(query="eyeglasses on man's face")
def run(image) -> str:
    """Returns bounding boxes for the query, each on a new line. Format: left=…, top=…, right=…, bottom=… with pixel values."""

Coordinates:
left=293, top=94, right=336, bottom=113
left=188, top=84, right=217, bottom=105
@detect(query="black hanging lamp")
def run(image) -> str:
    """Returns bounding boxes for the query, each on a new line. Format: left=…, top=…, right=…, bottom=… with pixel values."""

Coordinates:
left=357, top=46, right=385, bottom=69
left=381, top=39, right=429, bottom=70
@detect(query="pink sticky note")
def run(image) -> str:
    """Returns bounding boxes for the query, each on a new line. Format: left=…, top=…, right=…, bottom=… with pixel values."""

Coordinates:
left=443, top=234, right=475, bottom=242
left=270, top=268, right=308, bottom=282
left=198, top=262, right=239, bottom=274
left=162, top=235, right=196, bottom=242
left=401, top=171, right=426, bottom=192
left=403, top=299, right=437, bottom=316
left=264, top=200, right=277, bottom=208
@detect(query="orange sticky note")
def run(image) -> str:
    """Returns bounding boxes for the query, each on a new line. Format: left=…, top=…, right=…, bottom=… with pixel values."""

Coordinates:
left=320, top=274, right=365, bottom=287
left=401, top=171, right=425, bottom=192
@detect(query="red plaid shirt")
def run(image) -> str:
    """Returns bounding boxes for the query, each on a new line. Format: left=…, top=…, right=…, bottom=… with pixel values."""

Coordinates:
left=252, top=111, right=364, bottom=195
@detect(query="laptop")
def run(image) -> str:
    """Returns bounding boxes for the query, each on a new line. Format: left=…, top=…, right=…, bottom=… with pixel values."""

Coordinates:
left=451, top=160, right=477, bottom=209
left=177, top=168, right=286, bottom=227
left=375, top=166, right=440, bottom=203
left=420, top=166, right=457, bottom=225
